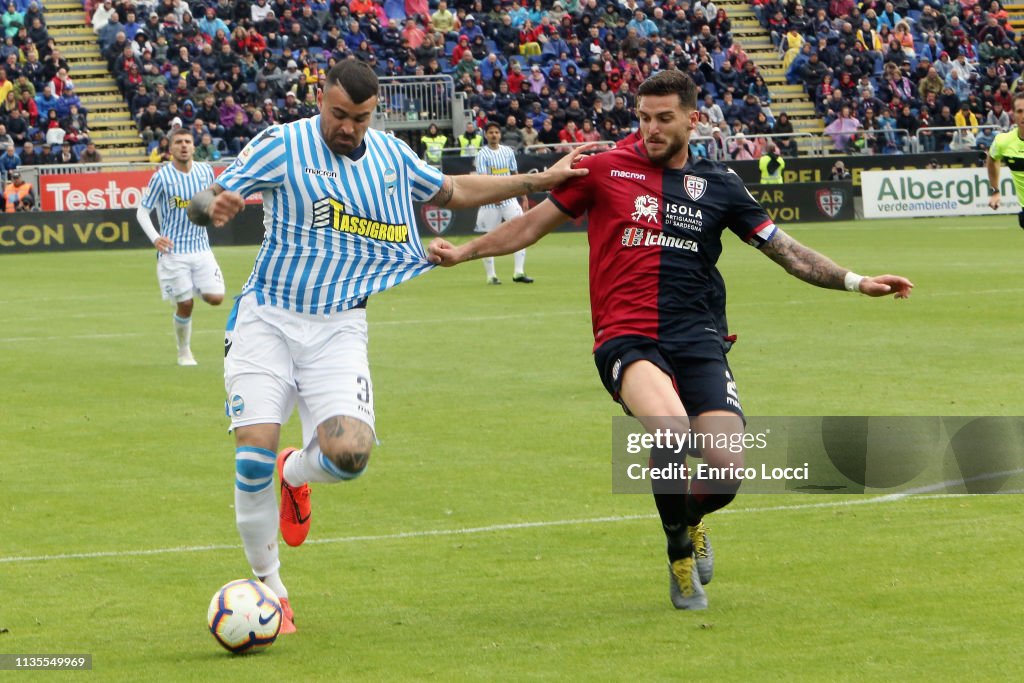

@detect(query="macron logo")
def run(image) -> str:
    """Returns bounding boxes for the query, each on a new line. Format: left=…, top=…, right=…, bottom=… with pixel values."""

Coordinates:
left=305, top=168, right=339, bottom=179
left=611, top=170, right=646, bottom=180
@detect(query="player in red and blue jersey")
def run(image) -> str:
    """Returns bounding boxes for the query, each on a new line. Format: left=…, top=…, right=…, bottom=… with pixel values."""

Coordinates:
left=429, top=70, right=914, bottom=611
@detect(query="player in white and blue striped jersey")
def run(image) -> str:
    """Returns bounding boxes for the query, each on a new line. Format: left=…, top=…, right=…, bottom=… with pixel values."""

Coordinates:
left=187, top=61, right=594, bottom=631
left=474, top=121, right=533, bottom=285
left=136, top=127, right=224, bottom=367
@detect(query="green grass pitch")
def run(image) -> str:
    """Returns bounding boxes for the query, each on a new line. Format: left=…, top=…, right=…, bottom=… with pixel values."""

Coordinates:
left=1, top=216, right=1022, bottom=681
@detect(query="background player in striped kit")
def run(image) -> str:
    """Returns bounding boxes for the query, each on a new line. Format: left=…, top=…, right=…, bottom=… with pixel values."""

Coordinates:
left=474, top=121, right=533, bottom=285
left=187, top=61, right=593, bottom=633
left=428, top=69, right=914, bottom=611
left=135, top=127, right=224, bottom=366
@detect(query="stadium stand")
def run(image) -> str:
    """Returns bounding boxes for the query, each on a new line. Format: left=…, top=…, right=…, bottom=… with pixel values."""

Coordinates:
left=0, top=0, right=1018, bottom=176
left=49, top=1, right=148, bottom=161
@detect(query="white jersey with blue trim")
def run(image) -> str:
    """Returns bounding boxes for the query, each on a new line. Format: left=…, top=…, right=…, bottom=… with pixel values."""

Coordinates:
left=216, top=121, right=445, bottom=315
left=474, top=144, right=518, bottom=209
left=141, top=161, right=216, bottom=254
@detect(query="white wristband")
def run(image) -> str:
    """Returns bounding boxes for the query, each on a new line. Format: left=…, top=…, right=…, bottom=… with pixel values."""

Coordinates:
left=844, top=271, right=865, bottom=293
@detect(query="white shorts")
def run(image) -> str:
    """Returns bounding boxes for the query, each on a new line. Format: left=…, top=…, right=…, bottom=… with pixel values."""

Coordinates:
left=475, top=201, right=523, bottom=232
left=224, top=294, right=375, bottom=444
left=157, top=250, right=225, bottom=303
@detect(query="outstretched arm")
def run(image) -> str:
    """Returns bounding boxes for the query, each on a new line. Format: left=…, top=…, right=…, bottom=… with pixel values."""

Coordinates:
left=760, top=228, right=914, bottom=298
left=430, top=143, right=598, bottom=210
left=428, top=199, right=571, bottom=266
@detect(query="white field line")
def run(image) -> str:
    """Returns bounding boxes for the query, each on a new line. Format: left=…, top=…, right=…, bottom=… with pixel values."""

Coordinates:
left=3, top=482, right=1019, bottom=565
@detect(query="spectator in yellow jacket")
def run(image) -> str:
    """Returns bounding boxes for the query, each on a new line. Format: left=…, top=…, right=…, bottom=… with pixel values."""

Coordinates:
left=954, top=102, right=979, bottom=135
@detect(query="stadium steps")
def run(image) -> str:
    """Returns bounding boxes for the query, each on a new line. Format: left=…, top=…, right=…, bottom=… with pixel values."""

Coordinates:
left=63, top=61, right=110, bottom=78
left=44, top=4, right=148, bottom=161
left=1005, top=4, right=1024, bottom=31
left=719, top=0, right=824, bottom=135
left=44, top=0, right=84, bottom=10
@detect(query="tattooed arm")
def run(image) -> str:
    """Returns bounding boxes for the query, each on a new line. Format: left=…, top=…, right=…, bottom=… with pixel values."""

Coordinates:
left=429, top=142, right=597, bottom=209
left=761, top=228, right=915, bottom=298
left=760, top=228, right=848, bottom=290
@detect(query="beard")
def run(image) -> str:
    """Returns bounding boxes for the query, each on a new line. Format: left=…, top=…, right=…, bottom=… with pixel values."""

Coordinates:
left=320, top=119, right=360, bottom=156
left=327, top=138, right=356, bottom=155
left=644, top=135, right=685, bottom=166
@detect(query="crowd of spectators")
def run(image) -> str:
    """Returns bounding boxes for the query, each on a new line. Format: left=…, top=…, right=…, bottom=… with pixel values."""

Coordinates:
left=87, top=0, right=1024, bottom=162
left=772, top=0, right=1023, bottom=154
left=88, top=0, right=805, bottom=161
left=0, top=2, right=97, bottom=175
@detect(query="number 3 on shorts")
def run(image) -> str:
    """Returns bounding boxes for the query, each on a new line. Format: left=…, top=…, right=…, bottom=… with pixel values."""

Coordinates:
left=356, top=376, right=371, bottom=404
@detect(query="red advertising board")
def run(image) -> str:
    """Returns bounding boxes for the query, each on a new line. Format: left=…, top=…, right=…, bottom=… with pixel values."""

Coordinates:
left=39, top=167, right=261, bottom=212
left=39, top=170, right=155, bottom=212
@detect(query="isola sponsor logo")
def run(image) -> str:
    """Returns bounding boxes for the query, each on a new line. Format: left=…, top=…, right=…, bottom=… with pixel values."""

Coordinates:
left=312, top=198, right=410, bottom=243
left=168, top=195, right=190, bottom=209
left=664, top=202, right=703, bottom=220
left=663, top=201, right=704, bottom=233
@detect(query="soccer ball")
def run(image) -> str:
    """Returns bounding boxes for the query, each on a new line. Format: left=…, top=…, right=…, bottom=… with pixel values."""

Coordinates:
left=207, top=579, right=282, bottom=654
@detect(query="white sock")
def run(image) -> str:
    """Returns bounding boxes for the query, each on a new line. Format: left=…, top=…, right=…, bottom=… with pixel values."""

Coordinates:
left=258, top=570, right=288, bottom=600
left=513, top=249, right=526, bottom=275
left=234, top=446, right=280, bottom=584
left=173, top=314, right=191, bottom=353
left=282, top=446, right=345, bottom=485
left=483, top=257, right=496, bottom=279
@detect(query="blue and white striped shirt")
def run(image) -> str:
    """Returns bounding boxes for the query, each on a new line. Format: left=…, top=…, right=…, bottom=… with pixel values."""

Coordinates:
left=217, top=121, right=445, bottom=315
left=474, top=144, right=518, bottom=209
left=141, top=161, right=217, bottom=254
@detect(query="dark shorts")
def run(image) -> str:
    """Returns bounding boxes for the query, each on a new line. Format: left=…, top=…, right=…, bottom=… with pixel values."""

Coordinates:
left=594, top=335, right=744, bottom=418
left=1018, top=210, right=1024, bottom=230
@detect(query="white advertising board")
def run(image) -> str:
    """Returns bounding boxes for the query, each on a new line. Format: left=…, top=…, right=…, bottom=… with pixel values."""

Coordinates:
left=861, top=167, right=1018, bottom=218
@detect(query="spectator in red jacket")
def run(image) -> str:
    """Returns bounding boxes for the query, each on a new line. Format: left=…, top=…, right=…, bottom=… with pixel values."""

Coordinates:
left=557, top=120, right=584, bottom=150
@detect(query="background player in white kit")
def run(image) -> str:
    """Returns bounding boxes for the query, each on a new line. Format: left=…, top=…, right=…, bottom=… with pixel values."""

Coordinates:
left=474, top=121, right=533, bottom=285
left=187, top=61, right=592, bottom=634
left=136, top=128, right=224, bottom=366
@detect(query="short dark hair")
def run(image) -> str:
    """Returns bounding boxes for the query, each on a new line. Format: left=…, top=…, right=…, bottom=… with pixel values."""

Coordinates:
left=169, top=127, right=194, bottom=142
left=484, top=121, right=501, bottom=132
left=324, top=60, right=379, bottom=104
left=636, top=69, right=698, bottom=110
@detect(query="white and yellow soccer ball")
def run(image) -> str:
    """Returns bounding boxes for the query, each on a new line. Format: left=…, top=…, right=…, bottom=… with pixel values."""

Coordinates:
left=207, top=579, right=282, bottom=654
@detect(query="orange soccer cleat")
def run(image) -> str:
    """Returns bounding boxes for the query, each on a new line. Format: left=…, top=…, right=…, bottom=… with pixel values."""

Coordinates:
left=278, top=597, right=296, bottom=634
left=277, top=448, right=311, bottom=547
